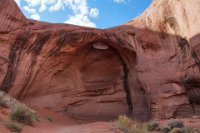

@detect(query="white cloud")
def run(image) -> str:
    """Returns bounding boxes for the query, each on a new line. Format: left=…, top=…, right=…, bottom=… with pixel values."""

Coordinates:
left=65, top=14, right=96, bottom=27
left=113, top=0, right=126, bottom=3
left=15, top=0, right=99, bottom=27
left=23, top=0, right=41, bottom=7
left=63, top=0, right=98, bottom=27
left=23, top=6, right=37, bottom=14
left=23, top=6, right=40, bottom=20
left=89, top=8, right=99, bottom=18
left=49, top=0, right=64, bottom=12
left=31, top=13, right=40, bottom=20
left=14, top=0, right=21, bottom=6
left=39, top=4, right=47, bottom=12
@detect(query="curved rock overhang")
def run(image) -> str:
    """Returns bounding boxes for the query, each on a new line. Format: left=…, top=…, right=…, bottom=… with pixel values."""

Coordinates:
left=0, top=22, right=151, bottom=120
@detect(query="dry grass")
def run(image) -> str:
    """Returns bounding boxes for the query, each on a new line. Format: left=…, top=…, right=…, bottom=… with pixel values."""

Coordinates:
left=115, top=116, right=195, bottom=133
left=11, top=106, right=37, bottom=125
left=116, top=115, right=153, bottom=133
left=3, top=120, right=23, bottom=132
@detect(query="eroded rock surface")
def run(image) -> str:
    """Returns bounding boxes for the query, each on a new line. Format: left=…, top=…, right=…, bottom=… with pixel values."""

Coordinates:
left=0, top=0, right=200, bottom=120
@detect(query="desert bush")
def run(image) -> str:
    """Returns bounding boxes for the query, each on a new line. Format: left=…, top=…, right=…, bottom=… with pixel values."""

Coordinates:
left=169, top=128, right=183, bottom=133
left=116, top=116, right=193, bottom=133
left=146, top=121, right=160, bottom=131
left=3, top=121, right=22, bottom=132
left=161, top=126, right=171, bottom=133
left=168, top=120, right=184, bottom=129
left=160, top=120, right=195, bottom=133
left=45, top=116, right=54, bottom=122
left=117, top=115, right=131, bottom=131
left=116, top=115, right=150, bottom=133
left=128, top=124, right=148, bottom=133
left=182, top=126, right=194, bottom=133
left=11, top=106, right=37, bottom=125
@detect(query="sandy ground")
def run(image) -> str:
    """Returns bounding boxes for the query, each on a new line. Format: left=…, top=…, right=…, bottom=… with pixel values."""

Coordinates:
left=22, top=122, right=118, bottom=133
left=0, top=107, right=120, bottom=133
left=0, top=107, right=200, bottom=133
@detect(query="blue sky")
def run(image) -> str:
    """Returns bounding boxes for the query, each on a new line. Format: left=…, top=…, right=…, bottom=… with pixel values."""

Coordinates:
left=14, top=0, right=152, bottom=29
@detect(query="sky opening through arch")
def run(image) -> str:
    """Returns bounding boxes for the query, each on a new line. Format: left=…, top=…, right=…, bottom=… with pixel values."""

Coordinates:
left=14, top=0, right=152, bottom=29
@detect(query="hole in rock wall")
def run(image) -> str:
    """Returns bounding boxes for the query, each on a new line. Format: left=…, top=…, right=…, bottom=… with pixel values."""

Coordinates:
left=173, top=76, right=200, bottom=118
left=183, top=77, right=200, bottom=104
left=93, top=43, right=109, bottom=50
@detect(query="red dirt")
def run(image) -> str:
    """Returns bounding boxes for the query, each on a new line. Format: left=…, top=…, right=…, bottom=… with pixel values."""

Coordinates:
left=0, top=107, right=119, bottom=133
left=1, top=106, right=200, bottom=133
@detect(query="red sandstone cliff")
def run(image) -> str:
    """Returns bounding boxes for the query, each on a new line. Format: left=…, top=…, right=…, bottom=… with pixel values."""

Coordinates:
left=0, top=0, right=200, bottom=121
left=126, top=0, right=200, bottom=39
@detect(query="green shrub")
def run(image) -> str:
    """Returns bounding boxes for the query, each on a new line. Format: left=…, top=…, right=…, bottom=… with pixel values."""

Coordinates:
left=169, top=128, right=183, bottom=133
left=146, top=121, right=160, bottom=131
left=116, top=115, right=150, bottom=133
left=116, top=116, right=195, bottom=133
left=129, top=124, right=148, bottom=133
left=11, top=106, right=37, bottom=125
left=45, top=116, right=53, bottom=122
left=182, top=126, right=194, bottom=133
left=4, top=121, right=22, bottom=132
left=161, top=126, right=171, bottom=133
left=168, top=120, right=184, bottom=129
left=117, top=115, right=131, bottom=131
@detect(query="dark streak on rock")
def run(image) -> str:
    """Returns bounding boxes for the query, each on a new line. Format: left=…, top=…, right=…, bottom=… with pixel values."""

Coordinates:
left=178, top=38, right=190, bottom=59
left=49, top=30, right=97, bottom=56
left=0, top=33, right=29, bottom=92
left=179, top=37, right=200, bottom=71
left=49, top=31, right=69, bottom=56
left=17, top=32, right=51, bottom=100
left=191, top=50, right=200, bottom=71
left=123, top=61, right=134, bottom=114
left=110, top=47, right=133, bottom=114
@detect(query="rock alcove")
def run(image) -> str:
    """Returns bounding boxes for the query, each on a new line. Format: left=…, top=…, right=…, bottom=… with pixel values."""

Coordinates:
left=64, top=43, right=131, bottom=121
